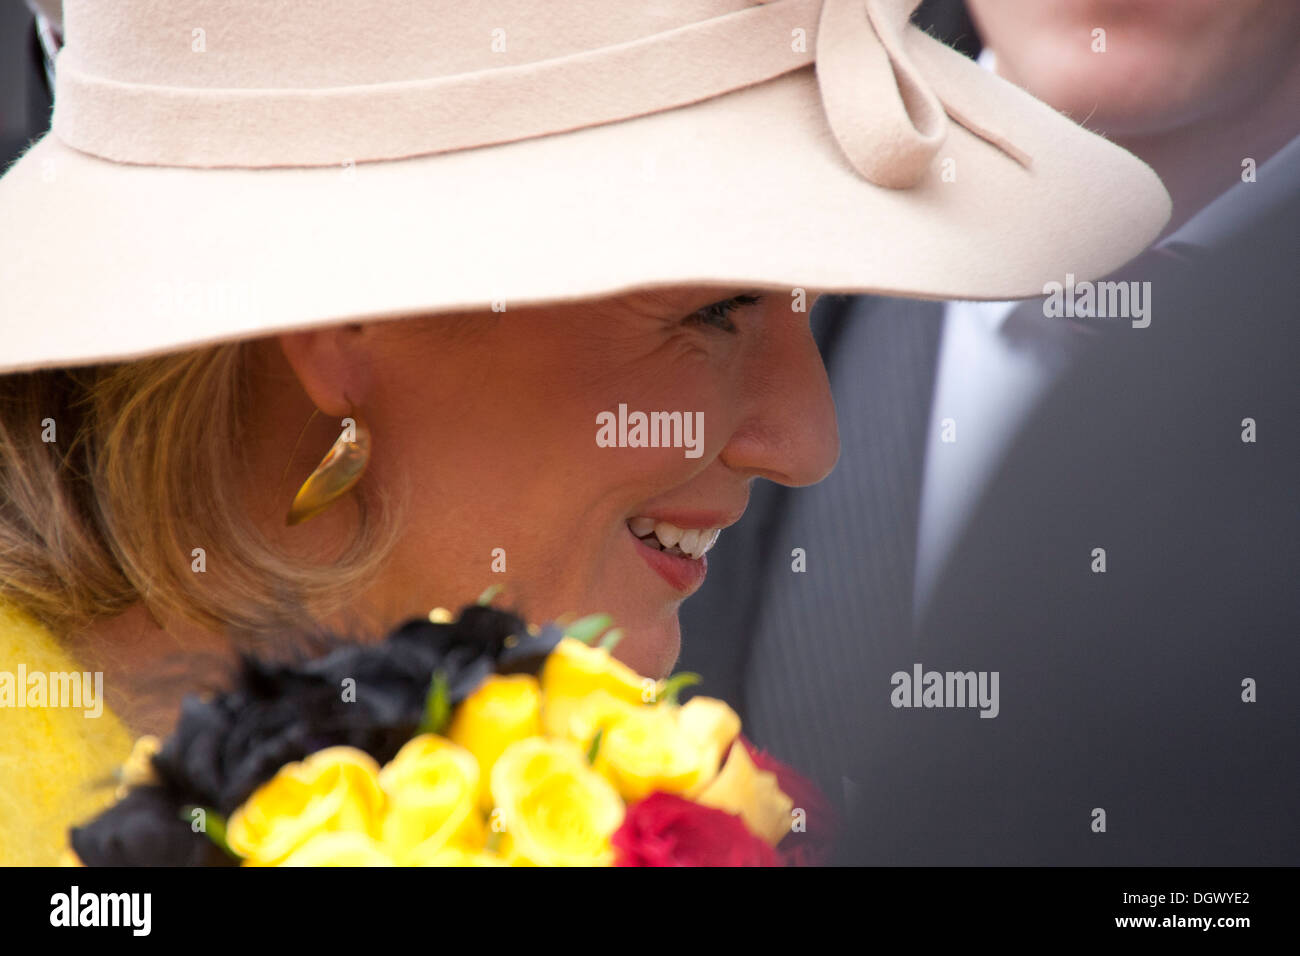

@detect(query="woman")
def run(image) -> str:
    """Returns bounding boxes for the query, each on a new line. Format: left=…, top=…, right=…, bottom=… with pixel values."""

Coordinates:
left=0, top=0, right=1168, bottom=864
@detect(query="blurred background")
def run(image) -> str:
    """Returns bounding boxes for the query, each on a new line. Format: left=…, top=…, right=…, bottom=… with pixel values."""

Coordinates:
left=0, top=2, right=52, bottom=168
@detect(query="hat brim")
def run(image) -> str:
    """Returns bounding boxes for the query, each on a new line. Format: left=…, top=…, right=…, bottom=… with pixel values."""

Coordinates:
left=0, top=44, right=1169, bottom=374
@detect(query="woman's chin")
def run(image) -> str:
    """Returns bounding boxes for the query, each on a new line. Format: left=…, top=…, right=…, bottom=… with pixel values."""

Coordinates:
left=609, top=611, right=682, bottom=680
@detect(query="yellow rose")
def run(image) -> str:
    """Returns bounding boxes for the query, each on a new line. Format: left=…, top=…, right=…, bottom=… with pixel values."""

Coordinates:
left=490, top=737, right=625, bottom=866
left=694, top=740, right=794, bottom=846
left=378, top=734, right=484, bottom=862
left=596, top=696, right=741, bottom=802
left=540, top=637, right=662, bottom=743
left=405, top=844, right=509, bottom=867
left=447, top=674, right=542, bottom=809
left=278, top=831, right=395, bottom=866
left=226, top=747, right=386, bottom=865
left=551, top=688, right=645, bottom=755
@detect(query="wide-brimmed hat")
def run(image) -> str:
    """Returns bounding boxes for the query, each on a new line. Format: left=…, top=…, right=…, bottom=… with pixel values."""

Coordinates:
left=0, top=0, right=1169, bottom=375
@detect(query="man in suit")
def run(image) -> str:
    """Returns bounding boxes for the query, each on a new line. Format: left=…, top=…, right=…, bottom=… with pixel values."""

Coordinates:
left=680, top=0, right=1300, bottom=863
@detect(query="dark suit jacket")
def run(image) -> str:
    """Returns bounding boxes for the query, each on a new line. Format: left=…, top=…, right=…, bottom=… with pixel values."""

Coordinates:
left=848, top=158, right=1300, bottom=865
left=681, top=135, right=1300, bottom=867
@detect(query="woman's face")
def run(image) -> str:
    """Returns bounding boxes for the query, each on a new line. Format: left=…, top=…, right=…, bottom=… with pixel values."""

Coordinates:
left=278, top=287, right=839, bottom=678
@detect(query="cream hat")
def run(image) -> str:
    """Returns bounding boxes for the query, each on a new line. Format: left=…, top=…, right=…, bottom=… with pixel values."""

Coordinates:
left=0, top=0, right=1169, bottom=375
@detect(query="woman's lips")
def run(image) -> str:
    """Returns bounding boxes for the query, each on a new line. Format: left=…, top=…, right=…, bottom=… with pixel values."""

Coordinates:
left=630, top=526, right=709, bottom=594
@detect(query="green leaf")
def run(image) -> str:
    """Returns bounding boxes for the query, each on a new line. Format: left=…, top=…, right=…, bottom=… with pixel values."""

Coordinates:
left=180, top=805, right=240, bottom=860
left=565, top=613, right=613, bottom=645
left=597, top=627, right=625, bottom=652
left=476, top=584, right=504, bottom=606
left=660, top=672, right=701, bottom=706
left=586, top=727, right=605, bottom=765
left=418, top=669, right=452, bottom=736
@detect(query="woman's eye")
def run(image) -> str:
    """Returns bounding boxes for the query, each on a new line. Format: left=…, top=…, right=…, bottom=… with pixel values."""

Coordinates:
left=685, top=294, right=762, bottom=333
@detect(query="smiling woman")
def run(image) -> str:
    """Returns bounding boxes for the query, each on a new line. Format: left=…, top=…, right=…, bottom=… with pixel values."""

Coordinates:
left=0, top=287, right=835, bottom=736
left=262, top=288, right=839, bottom=680
left=0, top=0, right=1169, bottom=866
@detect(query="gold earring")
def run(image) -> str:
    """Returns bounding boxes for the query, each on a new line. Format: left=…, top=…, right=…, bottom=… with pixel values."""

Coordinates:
left=286, top=413, right=371, bottom=526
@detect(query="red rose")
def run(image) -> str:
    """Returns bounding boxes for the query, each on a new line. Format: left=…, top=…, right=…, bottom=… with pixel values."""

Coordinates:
left=739, top=735, right=837, bottom=866
left=612, top=792, right=782, bottom=867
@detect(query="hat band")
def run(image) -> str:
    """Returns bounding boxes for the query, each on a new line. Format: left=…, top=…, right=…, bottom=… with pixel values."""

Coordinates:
left=51, top=0, right=1030, bottom=187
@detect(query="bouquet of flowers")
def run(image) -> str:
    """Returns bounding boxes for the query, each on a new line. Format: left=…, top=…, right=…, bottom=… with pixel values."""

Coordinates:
left=69, top=602, right=834, bottom=866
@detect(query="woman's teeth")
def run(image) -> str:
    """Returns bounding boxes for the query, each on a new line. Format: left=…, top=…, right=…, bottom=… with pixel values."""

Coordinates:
left=627, top=517, right=722, bottom=560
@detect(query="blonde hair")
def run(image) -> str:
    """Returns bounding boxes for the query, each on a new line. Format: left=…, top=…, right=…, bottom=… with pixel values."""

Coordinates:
left=0, top=344, right=398, bottom=638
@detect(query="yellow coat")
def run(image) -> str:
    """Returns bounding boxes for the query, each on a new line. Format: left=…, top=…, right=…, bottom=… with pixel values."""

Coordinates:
left=0, top=603, right=133, bottom=865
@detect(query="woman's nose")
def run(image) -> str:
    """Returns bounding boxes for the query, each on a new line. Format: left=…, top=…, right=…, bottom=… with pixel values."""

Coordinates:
left=719, top=311, right=840, bottom=487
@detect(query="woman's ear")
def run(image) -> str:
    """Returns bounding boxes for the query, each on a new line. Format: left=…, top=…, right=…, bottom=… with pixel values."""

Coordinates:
left=276, top=323, right=373, bottom=416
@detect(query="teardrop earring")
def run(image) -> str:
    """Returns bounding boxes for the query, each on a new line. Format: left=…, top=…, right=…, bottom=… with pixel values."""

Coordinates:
left=286, top=413, right=372, bottom=526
